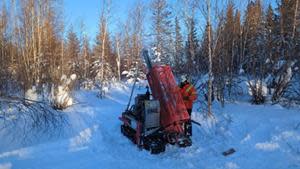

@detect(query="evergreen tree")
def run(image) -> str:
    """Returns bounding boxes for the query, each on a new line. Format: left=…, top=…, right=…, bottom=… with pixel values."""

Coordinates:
left=223, top=2, right=235, bottom=76
left=174, top=17, right=184, bottom=74
left=150, top=0, right=173, bottom=65
left=243, top=0, right=264, bottom=75
left=80, top=32, right=92, bottom=82
left=185, top=18, right=199, bottom=75
left=199, top=24, right=210, bottom=73
left=265, top=5, right=277, bottom=74
left=278, top=0, right=299, bottom=61
left=93, top=23, right=114, bottom=82
left=66, top=27, right=81, bottom=76
left=92, top=1, right=115, bottom=88
left=243, top=0, right=267, bottom=104
left=234, top=10, right=242, bottom=71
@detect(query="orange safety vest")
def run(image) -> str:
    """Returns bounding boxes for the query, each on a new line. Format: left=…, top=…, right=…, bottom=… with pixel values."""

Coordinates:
left=180, top=83, right=198, bottom=109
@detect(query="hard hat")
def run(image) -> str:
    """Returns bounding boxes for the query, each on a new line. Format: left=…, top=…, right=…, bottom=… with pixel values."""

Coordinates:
left=180, top=75, right=188, bottom=83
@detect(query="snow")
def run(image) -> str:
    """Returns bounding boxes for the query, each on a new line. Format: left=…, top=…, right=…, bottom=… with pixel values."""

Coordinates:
left=0, top=163, right=12, bottom=169
left=275, top=60, right=286, bottom=70
left=0, top=149, right=29, bottom=159
left=240, top=134, right=251, bottom=143
left=151, top=47, right=162, bottom=63
left=54, top=85, right=73, bottom=107
left=70, top=74, right=77, bottom=81
left=121, top=71, right=129, bottom=75
left=25, top=86, right=38, bottom=102
left=69, top=126, right=97, bottom=152
left=247, top=80, right=268, bottom=97
left=286, top=67, right=293, bottom=82
left=239, top=68, right=244, bottom=75
left=255, top=142, right=280, bottom=151
left=51, top=74, right=77, bottom=109
left=0, top=83, right=300, bottom=169
left=225, top=162, right=239, bottom=169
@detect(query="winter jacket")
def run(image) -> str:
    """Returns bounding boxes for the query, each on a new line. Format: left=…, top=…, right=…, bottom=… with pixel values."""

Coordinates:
left=180, top=82, right=198, bottom=109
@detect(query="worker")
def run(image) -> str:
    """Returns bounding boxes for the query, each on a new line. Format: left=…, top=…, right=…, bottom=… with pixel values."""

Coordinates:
left=179, top=75, right=198, bottom=137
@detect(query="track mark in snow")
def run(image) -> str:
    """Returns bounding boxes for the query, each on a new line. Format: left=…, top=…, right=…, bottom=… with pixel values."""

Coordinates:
left=255, top=142, right=280, bottom=151
left=69, top=125, right=99, bottom=152
left=0, top=148, right=29, bottom=159
left=225, top=162, right=239, bottom=169
left=0, top=163, right=12, bottom=169
left=276, top=131, right=300, bottom=141
left=105, top=95, right=128, bottom=105
left=240, top=134, right=251, bottom=144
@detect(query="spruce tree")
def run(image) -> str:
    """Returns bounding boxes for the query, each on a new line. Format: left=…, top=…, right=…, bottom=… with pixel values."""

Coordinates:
left=150, top=0, right=173, bottom=65
left=174, top=17, right=184, bottom=74
left=66, top=27, right=81, bottom=76
left=185, top=18, right=199, bottom=75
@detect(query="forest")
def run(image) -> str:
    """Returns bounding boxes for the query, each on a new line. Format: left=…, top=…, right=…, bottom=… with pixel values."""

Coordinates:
left=0, top=0, right=299, bottom=117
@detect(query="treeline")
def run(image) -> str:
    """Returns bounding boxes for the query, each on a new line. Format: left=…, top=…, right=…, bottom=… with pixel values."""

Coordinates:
left=0, top=0, right=299, bottom=104
left=210, top=0, right=300, bottom=104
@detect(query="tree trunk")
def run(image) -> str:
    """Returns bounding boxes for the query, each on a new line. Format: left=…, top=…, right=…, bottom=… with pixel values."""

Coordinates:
left=292, top=0, right=299, bottom=39
left=206, top=0, right=213, bottom=117
left=115, top=35, right=121, bottom=81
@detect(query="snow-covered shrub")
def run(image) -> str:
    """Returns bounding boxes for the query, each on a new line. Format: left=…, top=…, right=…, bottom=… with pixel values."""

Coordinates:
left=248, top=80, right=267, bottom=104
left=51, top=74, right=76, bottom=110
left=81, top=79, right=95, bottom=90
left=282, top=71, right=300, bottom=106
left=122, top=68, right=146, bottom=84
left=25, top=86, right=38, bottom=103
left=122, top=70, right=135, bottom=83
left=271, top=61, right=295, bottom=102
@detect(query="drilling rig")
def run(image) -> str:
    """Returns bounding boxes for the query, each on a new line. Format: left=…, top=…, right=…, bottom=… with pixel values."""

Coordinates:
left=119, top=50, right=192, bottom=154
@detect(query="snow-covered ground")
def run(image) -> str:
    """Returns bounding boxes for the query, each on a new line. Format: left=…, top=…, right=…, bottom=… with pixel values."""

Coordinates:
left=0, top=84, right=299, bottom=169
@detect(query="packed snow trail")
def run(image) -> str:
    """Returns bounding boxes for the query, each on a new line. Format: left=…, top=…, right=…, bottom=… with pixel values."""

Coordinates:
left=0, top=84, right=300, bottom=169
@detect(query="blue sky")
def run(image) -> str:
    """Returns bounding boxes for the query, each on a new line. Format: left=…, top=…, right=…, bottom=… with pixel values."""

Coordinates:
left=0, top=0, right=278, bottom=39
left=64, top=0, right=144, bottom=41
left=64, top=0, right=277, bottom=42
left=64, top=0, right=101, bottom=37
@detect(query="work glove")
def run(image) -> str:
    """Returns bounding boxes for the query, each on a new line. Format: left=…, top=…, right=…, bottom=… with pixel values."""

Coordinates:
left=183, top=96, right=189, bottom=100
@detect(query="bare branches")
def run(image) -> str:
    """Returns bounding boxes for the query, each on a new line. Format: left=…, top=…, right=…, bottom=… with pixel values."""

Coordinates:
left=0, top=96, right=68, bottom=142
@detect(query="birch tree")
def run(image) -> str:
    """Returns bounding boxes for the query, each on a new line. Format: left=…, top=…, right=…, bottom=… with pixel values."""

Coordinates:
left=205, top=0, right=213, bottom=117
left=93, top=0, right=114, bottom=97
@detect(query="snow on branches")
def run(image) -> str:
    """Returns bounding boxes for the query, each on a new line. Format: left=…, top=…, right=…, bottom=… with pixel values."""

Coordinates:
left=51, top=74, right=77, bottom=110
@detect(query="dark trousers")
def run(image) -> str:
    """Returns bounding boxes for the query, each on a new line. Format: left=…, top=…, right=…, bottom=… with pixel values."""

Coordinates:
left=185, top=109, right=192, bottom=137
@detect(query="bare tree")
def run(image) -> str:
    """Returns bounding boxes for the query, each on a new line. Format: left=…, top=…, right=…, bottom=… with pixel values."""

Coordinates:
left=79, top=22, right=91, bottom=84
left=115, top=33, right=121, bottom=81
left=130, top=0, right=145, bottom=68
left=206, top=0, right=213, bottom=117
